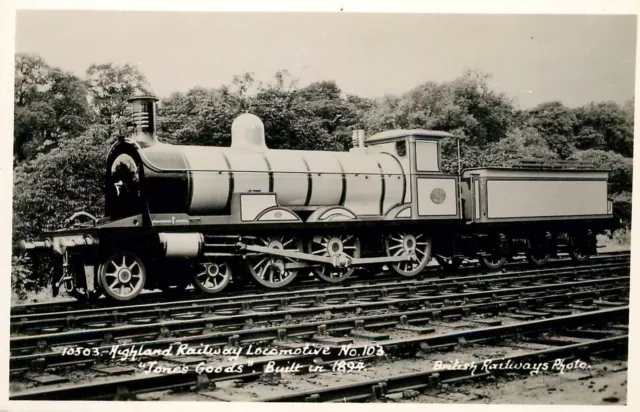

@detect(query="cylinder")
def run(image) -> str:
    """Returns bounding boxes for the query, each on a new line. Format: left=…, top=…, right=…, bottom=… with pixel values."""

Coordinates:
left=159, top=233, right=203, bottom=258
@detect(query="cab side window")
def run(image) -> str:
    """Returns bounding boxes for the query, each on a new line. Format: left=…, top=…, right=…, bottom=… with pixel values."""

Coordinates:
left=395, top=140, right=407, bottom=157
left=415, top=140, right=440, bottom=172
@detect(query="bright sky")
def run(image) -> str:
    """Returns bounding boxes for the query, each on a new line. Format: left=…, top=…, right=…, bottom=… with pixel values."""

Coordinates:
left=14, top=11, right=637, bottom=109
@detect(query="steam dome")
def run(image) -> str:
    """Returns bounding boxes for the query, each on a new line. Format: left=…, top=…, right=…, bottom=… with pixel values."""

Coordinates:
left=231, top=113, right=267, bottom=151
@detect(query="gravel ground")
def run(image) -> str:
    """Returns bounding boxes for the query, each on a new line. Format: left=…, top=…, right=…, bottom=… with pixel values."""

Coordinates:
left=130, top=342, right=627, bottom=404
left=410, top=360, right=627, bottom=405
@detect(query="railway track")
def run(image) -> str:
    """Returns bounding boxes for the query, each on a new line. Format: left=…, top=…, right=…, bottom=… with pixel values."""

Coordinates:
left=11, top=251, right=630, bottom=317
left=8, top=254, right=630, bottom=401
left=10, top=270, right=628, bottom=370
left=11, top=254, right=630, bottom=335
left=11, top=263, right=629, bottom=350
left=9, top=306, right=629, bottom=401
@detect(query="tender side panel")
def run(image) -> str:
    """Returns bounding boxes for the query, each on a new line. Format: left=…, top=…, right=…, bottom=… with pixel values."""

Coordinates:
left=416, top=177, right=458, bottom=217
left=486, top=179, right=608, bottom=219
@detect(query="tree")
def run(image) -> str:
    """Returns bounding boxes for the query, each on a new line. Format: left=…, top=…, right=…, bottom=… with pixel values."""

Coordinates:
left=441, top=128, right=557, bottom=174
left=13, top=134, right=109, bottom=242
left=524, top=101, right=577, bottom=158
left=573, top=101, right=633, bottom=156
left=14, top=54, right=93, bottom=162
left=159, top=72, right=361, bottom=152
left=362, top=70, right=516, bottom=146
left=85, top=63, right=152, bottom=137
left=158, top=86, right=243, bottom=146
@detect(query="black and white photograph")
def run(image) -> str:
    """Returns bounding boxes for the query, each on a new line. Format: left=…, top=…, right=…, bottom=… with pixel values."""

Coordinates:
left=1, top=0, right=638, bottom=407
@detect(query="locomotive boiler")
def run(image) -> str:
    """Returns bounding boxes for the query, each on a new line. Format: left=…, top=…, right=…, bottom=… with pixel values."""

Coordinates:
left=21, top=95, right=617, bottom=302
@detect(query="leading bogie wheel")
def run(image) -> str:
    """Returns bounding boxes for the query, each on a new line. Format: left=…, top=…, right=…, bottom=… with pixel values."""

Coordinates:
left=245, top=236, right=303, bottom=288
left=308, top=234, right=361, bottom=283
left=384, top=232, right=431, bottom=277
left=192, top=261, right=232, bottom=294
left=98, top=251, right=147, bottom=301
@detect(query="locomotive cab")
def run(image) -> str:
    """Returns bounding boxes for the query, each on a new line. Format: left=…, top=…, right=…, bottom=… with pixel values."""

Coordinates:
left=364, top=130, right=461, bottom=220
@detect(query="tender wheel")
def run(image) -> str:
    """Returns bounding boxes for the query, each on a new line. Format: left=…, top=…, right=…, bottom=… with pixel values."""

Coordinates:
left=569, top=235, right=591, bottom=262
left=98, top=251, right=146, bottom=301
left=384, top=232, right=431, bottom=277
left=193, top=261, right=232, bottom=294
left=478, top=254, right=507, bottom=270
left=526, top=236, right=551, bottom=266
left=308, top=234, right=361, bottom=283
left=245, top=236, right=303, bottom=288
left=526, top=234, right=552, bottom=266
left=435, top=255, right=462, bottom=272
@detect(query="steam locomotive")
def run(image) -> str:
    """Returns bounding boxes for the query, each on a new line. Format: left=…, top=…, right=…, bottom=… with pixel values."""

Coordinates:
left=20, top=95, right=616, bottom=301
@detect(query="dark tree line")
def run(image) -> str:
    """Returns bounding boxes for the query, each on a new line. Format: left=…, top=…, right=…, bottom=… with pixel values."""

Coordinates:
left=12, top=53, right=633, bottom=295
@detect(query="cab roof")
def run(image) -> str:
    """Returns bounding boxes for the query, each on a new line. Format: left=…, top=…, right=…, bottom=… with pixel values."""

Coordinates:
left=365, top=129, right=457, bottom=144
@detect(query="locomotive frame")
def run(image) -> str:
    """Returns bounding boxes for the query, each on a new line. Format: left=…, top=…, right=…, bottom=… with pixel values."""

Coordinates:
left=20, top=95, right=617, bottom=302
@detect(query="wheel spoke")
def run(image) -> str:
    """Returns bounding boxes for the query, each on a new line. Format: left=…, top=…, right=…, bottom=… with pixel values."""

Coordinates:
left=259, top=263, right=269, bottom=280
left=253, top=257, right=268, bottom=272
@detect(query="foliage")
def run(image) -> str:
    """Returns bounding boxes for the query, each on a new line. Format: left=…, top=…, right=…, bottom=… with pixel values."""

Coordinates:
left=85, top=63, right=153, bottom=137
left=159, top=72, right=357, bottom=152
left=14, top=54, right=94, bottom=162
left=441, top=127, right=557, bottom=174
left=362, top=70, right=517, bottom=146
left=524, top=101, right=578, bottom=158
left=573, top=101, right=634, bottom=156
left=12, top=133, right=110, bottom=243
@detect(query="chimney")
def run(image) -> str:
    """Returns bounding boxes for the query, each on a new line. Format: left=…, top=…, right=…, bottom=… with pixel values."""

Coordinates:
left=351, top=129, right=366, bottom=148
left=128, top=95, right=159, bottom=147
